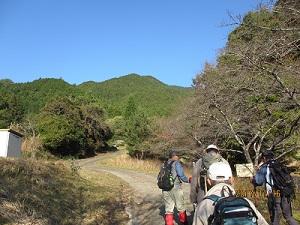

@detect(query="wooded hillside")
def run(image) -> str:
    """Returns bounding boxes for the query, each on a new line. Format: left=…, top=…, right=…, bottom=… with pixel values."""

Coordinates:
left=148, top=0, right=300, bottom=164
left=0, top=74, right=192, bottom=157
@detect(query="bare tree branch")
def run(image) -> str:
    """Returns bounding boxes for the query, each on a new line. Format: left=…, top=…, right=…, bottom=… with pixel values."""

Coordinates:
left=219, top=148, right=244, bottom=154
left=270, top=114, right=300, bottom=149
left=213, top=102, right=245, bottom=147
left=276, top=146, right=300, bottom=160
left=252, top=25, right=300, bottom=32
left=193, top=135, right=203, bottom=146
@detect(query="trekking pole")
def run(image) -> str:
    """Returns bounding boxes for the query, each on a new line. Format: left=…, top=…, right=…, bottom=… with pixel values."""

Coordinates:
left=204, top=174, right=208, bottom=194
left=192, top=161, right=196, bottom=213
left=253, top=184, right=258, bottom=207
left=252, top=162, right=262, bottom=207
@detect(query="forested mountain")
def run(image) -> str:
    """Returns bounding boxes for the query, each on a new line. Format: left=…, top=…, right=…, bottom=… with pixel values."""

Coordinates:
left=0, top=78, right=79, bottom=116
left=0, top=74, right=192, bottom=119
left=78, top=74, right=192, bottom=116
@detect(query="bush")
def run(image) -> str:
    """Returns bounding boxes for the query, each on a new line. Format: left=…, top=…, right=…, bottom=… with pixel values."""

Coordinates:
left=36, top=97, right=112, bottom=157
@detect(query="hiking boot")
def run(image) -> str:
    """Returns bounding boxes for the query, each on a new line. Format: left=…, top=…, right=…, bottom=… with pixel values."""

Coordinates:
left=165, top=213, right=174, bottom=225
left=179, top=211, right=188, bottom=225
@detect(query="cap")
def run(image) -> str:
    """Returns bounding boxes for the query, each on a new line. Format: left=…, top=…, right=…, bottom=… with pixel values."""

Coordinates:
left=206, top=144, right=219, bottom=152
left=168, top=149, right=178, bottom=158
left=207, top=162, right=232, bottom=181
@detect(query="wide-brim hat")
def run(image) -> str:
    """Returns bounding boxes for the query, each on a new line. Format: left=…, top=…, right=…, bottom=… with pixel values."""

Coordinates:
left=206, top=144, right=219, bottom=152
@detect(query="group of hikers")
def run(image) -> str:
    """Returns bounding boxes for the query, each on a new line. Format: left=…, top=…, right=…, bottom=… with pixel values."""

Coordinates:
left=157, top=144, right=298, bottom=225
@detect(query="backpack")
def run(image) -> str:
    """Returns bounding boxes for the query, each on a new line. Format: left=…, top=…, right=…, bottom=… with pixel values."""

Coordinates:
left=200, top=154, right=226, bottom=188
left=268, top=160, right=295, bottom=197
left=157, top=160, right=175, bottom=191
left=205, top=192, right=258, bottom=225
left=202, top=153, right=225, bottom=172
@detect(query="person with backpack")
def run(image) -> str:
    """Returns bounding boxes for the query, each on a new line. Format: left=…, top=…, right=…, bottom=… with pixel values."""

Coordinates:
left=157, top=149, right=191, bottom=225
left=190, top=144, right=228, bottom=205
left=252, top=150, right=298, bottom=225
left=193, top=161, right=268, bottom=225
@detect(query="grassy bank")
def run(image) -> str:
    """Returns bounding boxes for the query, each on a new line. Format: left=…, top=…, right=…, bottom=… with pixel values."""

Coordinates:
left=0, top=158, right=129, bottom=225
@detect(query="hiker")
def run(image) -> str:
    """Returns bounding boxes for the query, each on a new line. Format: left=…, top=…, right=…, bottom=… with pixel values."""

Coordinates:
left=157, top=149, right=191, bottom=225
left=193, top=162, right=268, bottom=225
left=190, top=144, right=228, bottom=204
left=252, top=150, right=299, bottom=225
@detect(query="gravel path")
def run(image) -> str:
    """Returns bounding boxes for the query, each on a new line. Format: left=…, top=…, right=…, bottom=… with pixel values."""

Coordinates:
left=79, top=154, right=194, bottom=225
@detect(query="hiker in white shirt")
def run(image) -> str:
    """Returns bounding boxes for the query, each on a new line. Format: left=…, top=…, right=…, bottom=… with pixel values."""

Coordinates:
left=192, top=162, right=268, bottom=225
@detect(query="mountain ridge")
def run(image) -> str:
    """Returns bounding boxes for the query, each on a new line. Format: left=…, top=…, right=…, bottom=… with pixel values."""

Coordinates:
left=0, top=73, right=192, bottom=117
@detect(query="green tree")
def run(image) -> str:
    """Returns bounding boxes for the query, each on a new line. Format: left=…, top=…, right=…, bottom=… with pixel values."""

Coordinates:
left=36, top=97, right=84, bottom=156
left=80, top=104, right=112, bottom=154
left=0, top=91, right=24, bottom=128
left=36, top=97, right=112, bottom=157
left=123, top=97, right=151, bottom=157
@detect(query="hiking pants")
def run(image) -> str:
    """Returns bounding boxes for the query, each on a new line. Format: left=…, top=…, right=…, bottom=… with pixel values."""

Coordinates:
left=163, top=187, right=185, bottom=214
left=268, top=195, right=299, bottom=225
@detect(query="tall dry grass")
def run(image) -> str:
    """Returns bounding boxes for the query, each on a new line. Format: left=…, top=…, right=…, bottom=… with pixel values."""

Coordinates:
left=99, top=152, right=193, bottom=176
left=21, top=136, right=55, bottom=159
left=0, top=158, right=130, bottom=225
left=100, top=153, right=162, bottom=174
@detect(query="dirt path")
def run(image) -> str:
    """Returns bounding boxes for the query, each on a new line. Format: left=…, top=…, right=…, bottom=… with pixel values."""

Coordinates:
left=78, top=154, right=194, bottom=225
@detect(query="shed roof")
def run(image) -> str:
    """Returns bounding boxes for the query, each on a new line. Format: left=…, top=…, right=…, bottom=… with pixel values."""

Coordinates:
left=0, top=129, right=23, bottom=137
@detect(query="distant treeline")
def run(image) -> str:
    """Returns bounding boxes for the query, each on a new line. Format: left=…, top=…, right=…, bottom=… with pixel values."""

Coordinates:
left=0, top=74, right=192, bottom=157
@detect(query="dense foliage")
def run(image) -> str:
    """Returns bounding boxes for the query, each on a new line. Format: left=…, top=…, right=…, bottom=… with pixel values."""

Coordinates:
left=0, top=86, right=24, bottom=128
left=123, top=97, right=152, bottom=157
left=36, top=97, right=112, bottom=157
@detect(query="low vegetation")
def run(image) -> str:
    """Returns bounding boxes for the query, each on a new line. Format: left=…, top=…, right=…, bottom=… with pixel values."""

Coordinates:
left=99, top=153, right=161, bottom=174
left=0, top=158, right=130, bottom=225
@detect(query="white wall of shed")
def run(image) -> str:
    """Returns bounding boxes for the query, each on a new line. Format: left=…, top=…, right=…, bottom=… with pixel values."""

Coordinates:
left=0, top=131, right=9, bottom=157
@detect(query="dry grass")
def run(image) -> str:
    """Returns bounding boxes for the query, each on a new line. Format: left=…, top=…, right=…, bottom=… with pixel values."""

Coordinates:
left=0, top=158, right=130, bottom=225
left=234, top=177, right=300, bottom=224
left=21, top=136, right=56, bottom=160
left=98, top=148, right=192, bottom=176
left=79, top=169, right=130, bottom=225
left=99, top=153, right=161, bottom=174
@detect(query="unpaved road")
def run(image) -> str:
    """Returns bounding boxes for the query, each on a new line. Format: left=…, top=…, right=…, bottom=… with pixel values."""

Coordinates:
left=79, top=154, right=194, bottom=225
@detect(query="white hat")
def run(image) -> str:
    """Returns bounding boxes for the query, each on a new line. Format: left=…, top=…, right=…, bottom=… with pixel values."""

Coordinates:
left=206, top=144, right=219, bottom=151
left=207, top=162, right=232, bottom=181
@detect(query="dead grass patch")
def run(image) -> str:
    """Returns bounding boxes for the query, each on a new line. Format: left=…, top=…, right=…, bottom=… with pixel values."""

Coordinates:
left=0, top=158, right=129, bottom=225
left=99, top=153, right=161, bottom=174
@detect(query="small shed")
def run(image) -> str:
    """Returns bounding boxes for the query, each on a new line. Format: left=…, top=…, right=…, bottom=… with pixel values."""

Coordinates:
left=0, top=129, right=23, bottom=158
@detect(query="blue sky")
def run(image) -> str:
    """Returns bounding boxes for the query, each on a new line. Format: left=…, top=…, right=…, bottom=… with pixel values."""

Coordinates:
left=0, top=0, right=263, bottom=87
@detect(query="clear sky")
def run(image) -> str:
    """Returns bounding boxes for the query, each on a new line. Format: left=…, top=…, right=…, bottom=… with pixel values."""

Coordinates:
left=0, top=0, right=263, bottom=87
